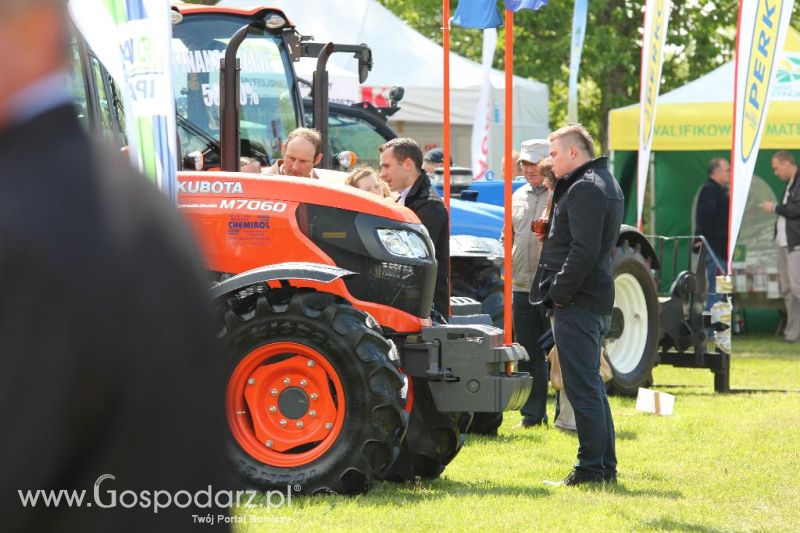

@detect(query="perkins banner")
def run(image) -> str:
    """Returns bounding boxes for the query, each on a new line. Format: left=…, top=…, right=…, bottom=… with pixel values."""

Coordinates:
left=69, top=0, right=178, bottom=203
left=636, top=0, right=672, bottom=229
left=730, top=0, right=795, bottom=268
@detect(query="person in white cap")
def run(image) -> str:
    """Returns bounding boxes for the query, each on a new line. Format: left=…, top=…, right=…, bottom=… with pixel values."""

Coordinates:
left=506, top=139, right=551, bottom=427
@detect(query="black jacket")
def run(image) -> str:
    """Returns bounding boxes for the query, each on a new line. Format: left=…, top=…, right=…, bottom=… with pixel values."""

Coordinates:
left=775, top=168, right=800, bottom=251
left=530, top=157, right=624, bottom=315
left=405, top=172, right=450, bottom=315
left=695, top=178, right=730, bottom=259
left=0, top=106, right=229, bottom=532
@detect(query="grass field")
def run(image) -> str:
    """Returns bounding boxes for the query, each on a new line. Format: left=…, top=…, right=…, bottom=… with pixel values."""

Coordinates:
left=234, top=335, right=800, bottom=532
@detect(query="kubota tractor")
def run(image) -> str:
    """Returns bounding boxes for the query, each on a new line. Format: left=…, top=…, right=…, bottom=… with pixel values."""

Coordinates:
left=167, top=4, right=532, bottom=494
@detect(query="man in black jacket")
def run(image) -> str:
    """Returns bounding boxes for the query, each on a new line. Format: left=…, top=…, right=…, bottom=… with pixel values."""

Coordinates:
left=694, top=158, right=730, bottom=309
left=761, top=151, right=800, bottom=343
left=379, top=138, right=450, bottom=316
left=0, top=2, right=228, bottom=530
left=531, top=125, right=623, bottom=486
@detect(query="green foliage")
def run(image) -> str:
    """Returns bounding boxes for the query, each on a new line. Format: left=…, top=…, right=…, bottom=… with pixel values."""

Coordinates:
left=378, top=1, right=800, bottom=153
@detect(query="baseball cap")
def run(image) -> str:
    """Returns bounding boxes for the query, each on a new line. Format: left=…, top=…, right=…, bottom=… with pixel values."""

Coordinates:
left=424, top=148, right=453, bottom=165
left=518, top=139, right=549, bottom=165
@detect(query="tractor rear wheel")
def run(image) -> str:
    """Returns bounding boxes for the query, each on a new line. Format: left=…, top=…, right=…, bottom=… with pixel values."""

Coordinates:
left=382, top=376, right=468, bottom=482
left=220, top=288, right=407, bottom=494
left=606, top=243, right=659, bottom=396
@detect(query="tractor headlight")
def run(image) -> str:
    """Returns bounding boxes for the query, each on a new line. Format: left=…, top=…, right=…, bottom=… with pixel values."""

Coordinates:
left=376, top=229, right=430, bottom=259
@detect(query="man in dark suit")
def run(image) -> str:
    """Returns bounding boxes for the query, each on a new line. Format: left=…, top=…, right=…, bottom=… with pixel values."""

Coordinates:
left=379, top=138, right=450, bottom=316
left=694, top=157, right=731, bottom=309
left=0, top=1, right=228, bottom=530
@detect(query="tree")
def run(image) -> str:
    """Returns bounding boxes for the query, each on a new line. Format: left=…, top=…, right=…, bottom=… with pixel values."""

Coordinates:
left=379, top=0, right=800, bottom=153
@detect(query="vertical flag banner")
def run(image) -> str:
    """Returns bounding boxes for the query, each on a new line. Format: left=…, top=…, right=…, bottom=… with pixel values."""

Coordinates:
left=471, top=28, right=498, bottom=181
left=69, top=0, right=178, bottom=203
left=567, top=0, right=588, bottom=124
left=730, top=0, right=795, bottom=269
left=451, top=1, right=502, bottom=29
left=636, top=0, right=672, bottom=229
left=506, top=0, right=549, bottom=11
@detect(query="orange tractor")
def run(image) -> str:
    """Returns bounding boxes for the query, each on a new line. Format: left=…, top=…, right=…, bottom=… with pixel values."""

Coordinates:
left=167, top=4, right=531, bottom=493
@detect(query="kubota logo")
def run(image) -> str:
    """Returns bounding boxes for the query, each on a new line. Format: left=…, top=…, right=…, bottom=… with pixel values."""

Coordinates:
left=178, top=181, right=244, bottom=194
left=740, top=0, right=786, bottom=162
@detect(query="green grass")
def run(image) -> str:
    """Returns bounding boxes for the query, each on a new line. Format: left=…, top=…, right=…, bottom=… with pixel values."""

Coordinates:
left=234, top=334, right=800, bottom=532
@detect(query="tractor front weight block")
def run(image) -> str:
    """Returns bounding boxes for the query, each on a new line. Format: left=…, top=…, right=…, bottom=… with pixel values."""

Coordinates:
left=403, top=324, right=532, bottom=413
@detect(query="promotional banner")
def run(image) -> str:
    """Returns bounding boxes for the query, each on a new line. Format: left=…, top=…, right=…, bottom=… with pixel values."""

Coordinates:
left=69, top=0, right=178, bottom=203
left=567, top=0, right=588, bottom=124
left=730, top=0, right=795, bottom=269
left=636, top=0, right=672, bottom=229
left=471, top=28, right=498, bottom=181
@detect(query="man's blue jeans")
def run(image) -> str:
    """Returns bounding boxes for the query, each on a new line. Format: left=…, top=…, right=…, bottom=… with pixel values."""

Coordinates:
left=552, top=304, right=615, bottom=478
left=512, top=292, right=548, bottom=424
left=705, top=249, right=723, bottom=310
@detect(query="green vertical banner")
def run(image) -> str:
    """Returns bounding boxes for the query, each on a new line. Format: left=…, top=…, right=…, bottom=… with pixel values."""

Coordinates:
left=69, top=0, right=178, bottom=203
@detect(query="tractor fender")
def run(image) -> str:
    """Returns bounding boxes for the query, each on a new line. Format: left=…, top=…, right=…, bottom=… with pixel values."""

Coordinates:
left=208, top=262, right=354, bottom=300
left=617, top=225, right=660, bottom=270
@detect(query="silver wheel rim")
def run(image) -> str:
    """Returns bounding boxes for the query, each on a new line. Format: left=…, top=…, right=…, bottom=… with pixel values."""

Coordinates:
left=606, top=273, right=648, bottom=374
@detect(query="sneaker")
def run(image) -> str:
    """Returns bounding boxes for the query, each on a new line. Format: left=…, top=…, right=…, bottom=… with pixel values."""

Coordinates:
left=544, top=469, right=604, bottom=487
left=515, top=417, right=548, bottom=429
left=603, top=471, right=618, bottom=485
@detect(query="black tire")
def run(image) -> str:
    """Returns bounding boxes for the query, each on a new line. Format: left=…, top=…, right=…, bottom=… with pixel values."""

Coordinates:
left=381, top=376, right=467, bottom=482
left=219, top=288, right=407, bottom=494
left=451, top=259, right=505, bottom=327
left=606, top=243, right=659, bottom=396
left=467, top=412, right=503, bottom=436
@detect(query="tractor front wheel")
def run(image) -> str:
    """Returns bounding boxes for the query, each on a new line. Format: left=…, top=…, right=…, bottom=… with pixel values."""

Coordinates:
left=221, top=289, right=407, bottom=494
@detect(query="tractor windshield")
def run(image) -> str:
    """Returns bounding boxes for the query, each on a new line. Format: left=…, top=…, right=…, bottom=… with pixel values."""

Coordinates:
left=171, top=14, right=299, bottom=167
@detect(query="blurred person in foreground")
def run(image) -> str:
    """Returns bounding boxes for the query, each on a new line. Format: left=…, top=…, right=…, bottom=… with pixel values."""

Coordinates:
left=0, top=1, right=228, bottom=530
left=531, top=124, right=623, bottom=487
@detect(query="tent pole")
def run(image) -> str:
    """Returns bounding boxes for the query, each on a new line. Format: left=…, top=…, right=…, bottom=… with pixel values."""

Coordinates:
left=503, top=9, right=514, bottom=352
left=442, top=0, right=451, bottom=317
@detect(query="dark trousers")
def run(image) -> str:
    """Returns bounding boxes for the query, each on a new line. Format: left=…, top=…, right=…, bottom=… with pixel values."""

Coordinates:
left=513, top=291, right=548, bottom=424
left=553, top=305, right=616, bottom=477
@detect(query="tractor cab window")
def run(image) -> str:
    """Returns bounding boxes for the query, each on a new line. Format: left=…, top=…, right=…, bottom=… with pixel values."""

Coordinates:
left=172, top=14, right=299, bottom=168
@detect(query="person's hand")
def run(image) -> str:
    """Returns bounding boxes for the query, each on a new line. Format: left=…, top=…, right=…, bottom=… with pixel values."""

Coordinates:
left=760, top=201, right=776, bottom=213
left=535, top=233, right=545, bottom=244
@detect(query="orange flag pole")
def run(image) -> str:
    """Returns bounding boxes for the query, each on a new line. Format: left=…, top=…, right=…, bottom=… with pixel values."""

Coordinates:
left=443, top=1, right=451, bottom=211
left=503, top=8, right=514, bottom=352
left=443, top=0, right=451, bottom=317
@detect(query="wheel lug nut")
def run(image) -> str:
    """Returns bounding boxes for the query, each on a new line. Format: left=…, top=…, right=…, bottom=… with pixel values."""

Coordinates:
left=279, top=419, right=287, bottom=427
left=265, top=440, right=273, bottom=448
left=296, top=421, right=304, bottom=429
left=309, top=410, right=316, bottom=417
left=268, top=405, right=277, bottom=413
left=307, top=360, right=315, bottom=368
left=283, top=377, right=291, bottom=385
left=299, top=379, right=307, bottom=387
left=247, top=378, right=256, bottom=385
left=271, top=388, right=278, bottom=396
left=325, top=422, right=333, bottom=430
left=310, top=393, right=318, bottom=400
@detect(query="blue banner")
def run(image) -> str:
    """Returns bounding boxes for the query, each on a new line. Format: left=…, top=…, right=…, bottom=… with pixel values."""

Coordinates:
left=451, top=1, right=502, bottom=29
left=567, top=0, right=588, bottom=123
left=506, top=0, right=548, bottom=12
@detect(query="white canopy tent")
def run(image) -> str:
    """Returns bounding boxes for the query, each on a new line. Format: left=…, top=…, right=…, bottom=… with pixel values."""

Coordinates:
left=219, top=0, right=550, bottom=174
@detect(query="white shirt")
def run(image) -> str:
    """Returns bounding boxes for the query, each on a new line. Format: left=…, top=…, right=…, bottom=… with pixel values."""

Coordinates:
left=8, top=72, right=72, bottom=127
left=776, top=177, right=794, bottom=247
left=396, top=185, right=413, bottom=205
